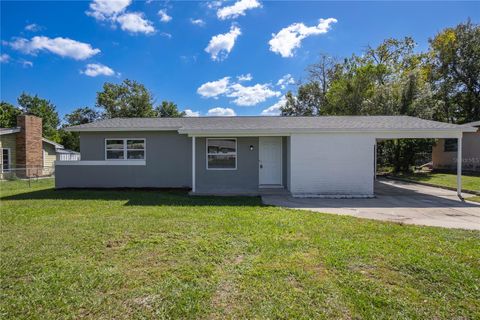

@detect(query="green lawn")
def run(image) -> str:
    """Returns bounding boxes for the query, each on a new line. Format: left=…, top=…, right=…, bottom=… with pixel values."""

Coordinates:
left=390, top=172, right=480, bottom=193
left=468, top=196, right=480, bottom=203
left=1, top=179, right=479, bottom=319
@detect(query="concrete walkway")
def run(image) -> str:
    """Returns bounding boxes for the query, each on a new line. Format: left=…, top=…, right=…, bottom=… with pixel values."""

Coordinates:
left=262, top=179, right=480, bottom=230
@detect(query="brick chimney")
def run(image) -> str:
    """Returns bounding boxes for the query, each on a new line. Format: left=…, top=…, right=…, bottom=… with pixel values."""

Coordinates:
left=16, top=115, right=43, bottom=177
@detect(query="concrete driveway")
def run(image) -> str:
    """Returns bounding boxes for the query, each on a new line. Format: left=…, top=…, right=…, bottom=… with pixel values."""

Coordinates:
left=262, top=179, right=480, bottom=230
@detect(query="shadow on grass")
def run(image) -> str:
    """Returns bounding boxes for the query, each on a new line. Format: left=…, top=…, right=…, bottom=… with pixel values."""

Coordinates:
left=1, top=188, right=264, bottom=207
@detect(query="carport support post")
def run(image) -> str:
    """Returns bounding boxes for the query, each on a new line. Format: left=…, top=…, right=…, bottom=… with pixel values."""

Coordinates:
left=457, top=135, right=462, bottom=199
left=192, top=136, right=196, bottom=193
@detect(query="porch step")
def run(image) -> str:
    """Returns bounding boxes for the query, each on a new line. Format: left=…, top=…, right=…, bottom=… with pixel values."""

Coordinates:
left=190, top=188, right=290, bottom=197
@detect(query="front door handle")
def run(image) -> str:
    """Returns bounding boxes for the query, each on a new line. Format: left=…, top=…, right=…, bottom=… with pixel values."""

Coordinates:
left=260, top=164, right=263, bottom=169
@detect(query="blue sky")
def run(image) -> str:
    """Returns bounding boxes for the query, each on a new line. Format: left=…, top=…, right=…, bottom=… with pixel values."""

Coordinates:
left=1, top=1, right=479, bottom=120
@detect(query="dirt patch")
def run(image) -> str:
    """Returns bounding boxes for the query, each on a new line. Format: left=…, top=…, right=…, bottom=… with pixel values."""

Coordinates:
left=131, top=294, right=162, bottom=309
left=209, top=254, right=246, bottom=318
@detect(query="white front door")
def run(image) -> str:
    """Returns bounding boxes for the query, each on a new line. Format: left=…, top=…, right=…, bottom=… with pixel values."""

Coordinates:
left=259, top=137, right=282, bottom=186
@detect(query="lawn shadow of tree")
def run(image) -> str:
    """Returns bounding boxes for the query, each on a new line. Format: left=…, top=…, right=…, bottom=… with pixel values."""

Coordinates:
left=1, top=188, right=264, bottom=207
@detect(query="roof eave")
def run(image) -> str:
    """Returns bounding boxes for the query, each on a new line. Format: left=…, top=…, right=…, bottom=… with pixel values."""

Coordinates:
left=179, top=127, right=477, bottom=135
left=65, top=126, right=182, bottom=132
left=0, top=127, right=21, bottom=135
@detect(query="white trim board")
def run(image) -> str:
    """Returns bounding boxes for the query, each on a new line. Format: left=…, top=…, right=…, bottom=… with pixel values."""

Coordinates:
left=56, top=160, right=146, bottom=166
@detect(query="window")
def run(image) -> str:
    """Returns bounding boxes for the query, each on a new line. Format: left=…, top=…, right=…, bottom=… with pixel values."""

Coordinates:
left=105, top=139, right=145, bottom=160
left=1, top=148, right=10, bottom=172
left=444, top=139, right=458, bottom=152
left=207, top=138, right=237, bottom=170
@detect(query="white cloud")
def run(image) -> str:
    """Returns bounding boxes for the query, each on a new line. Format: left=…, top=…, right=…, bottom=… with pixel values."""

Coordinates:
left=86, top=0, right=155, bottom=35
left=261, top=96, right=286, bottom=116
left=207, top=107, right=236, bottom=116
left=0, top=54, right=10, bottom=63
left=276, top=74, right=295, bottom=89
left=190, top=18, right=206, bottom=27
left=184, top=109, right=200, bottom=117
left=21, top=60, right=33, bottom=68
left=206, top=1, right=223, bottom=10
left=227, top=83, right=280, bottom=106
left=158, top=9, right=172, bottom=23
left=8, top=36, right=100, bottom=60
left=197, top=77, right=230, bottom=98
left=116, top=12, right=155, bottom=34
left=81, top=63, right=116, bottom=77
left=217, top=0, right=261, bottom=20
left=205, top=25, right=241, bottom=61
left=25, top=23, right=42, bottom=32
left=197, top=75, right=280, bottom=106
left=86, top=0, right=131, bottom=21
left=237, top=73, right=252, bottom=81
left=160, top=32, right=172, bottom=39
left=269, top=18, right=337, bottom=58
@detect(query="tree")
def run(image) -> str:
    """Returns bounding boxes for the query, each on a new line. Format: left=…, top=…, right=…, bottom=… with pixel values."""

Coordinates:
left=59, top=107, right=102, bottom=151
left=155, top=101, right=185, bottom=117
left=17, top=93, right=60, bottom=141
left=64, top=107, right=101, bottom=125
left=281, top=83, right=323, bottom=116
left=428, top=20, right=480, bottom=123
left=96, top=79, right=155, bottom=118
left=0, top=101, right=21, bottom=128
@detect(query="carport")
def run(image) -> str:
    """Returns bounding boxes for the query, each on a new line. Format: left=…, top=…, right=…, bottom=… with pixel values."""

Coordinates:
left=372, top=125, right=477, bottom=198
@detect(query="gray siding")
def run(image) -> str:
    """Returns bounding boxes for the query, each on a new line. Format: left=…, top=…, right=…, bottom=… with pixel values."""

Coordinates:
left=56, top=131, right=192, bottom=188
left=57, top=132, right=289, bottom=192
left=195, top=137, right=259, bottom=193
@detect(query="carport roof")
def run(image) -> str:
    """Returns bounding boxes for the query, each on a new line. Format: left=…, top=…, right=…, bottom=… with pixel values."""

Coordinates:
left=66, top=116, right=476, bottom=134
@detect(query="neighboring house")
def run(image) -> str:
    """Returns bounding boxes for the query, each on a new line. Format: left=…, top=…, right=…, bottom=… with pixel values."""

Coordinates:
left=0, top=115, right=80, bottom=179
left=56, top=116, right=475, bottom=197
left=432, top=121, right=480, bottom=172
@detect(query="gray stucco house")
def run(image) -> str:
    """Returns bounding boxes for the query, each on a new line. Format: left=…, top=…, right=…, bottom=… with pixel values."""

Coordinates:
left=56, top=116, right=475, bottom=197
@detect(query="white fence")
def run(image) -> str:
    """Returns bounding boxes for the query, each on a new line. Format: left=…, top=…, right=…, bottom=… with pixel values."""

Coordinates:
left=57, top=153, right=81, bottom=161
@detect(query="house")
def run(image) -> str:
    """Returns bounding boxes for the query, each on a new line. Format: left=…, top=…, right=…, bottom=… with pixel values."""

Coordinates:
left=56, top=116, right=475, bottom=197
left=0, top=115, right=80, bottom=179
left=432, top=121, right=480, bottom=173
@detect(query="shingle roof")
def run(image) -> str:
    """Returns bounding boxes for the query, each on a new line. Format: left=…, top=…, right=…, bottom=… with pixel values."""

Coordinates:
left=464, top=120, right=480, bottom=127
left=66, top=116, right=474, bottom=133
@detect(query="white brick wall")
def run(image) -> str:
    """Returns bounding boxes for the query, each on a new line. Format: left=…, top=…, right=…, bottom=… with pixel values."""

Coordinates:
left=290, top=133, right=375, bottom=197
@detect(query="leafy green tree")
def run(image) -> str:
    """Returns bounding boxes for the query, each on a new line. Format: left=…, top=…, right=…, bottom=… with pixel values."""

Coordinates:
left=58, top=130, right=80, bottom=152
left=155, top=101, right=185, bottom=117
left=17, top=93, right=60, bottom=141
left=64, top=107, right=101, bottom=125
left=96, top=79, right=155, bottom=118
left=281, top=83, right=323, bottom=116
left=59, top=107, right=102, bottom=151
left=428, top=20, right=480, bottom=123
left=0, top=101, right=21, bottom=128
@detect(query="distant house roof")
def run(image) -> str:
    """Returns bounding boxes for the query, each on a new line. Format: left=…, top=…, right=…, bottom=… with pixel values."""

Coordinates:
left=65, top=116, right=476, bottom=134
left=42, top=137, right=64, bottom=149
left=0, top=127, right=21, bottom=135
left=56, top=148, right=80, bottom=154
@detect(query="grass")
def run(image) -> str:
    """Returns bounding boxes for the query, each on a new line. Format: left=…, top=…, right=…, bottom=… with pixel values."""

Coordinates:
left=1, top=179, right=480, bottom=319
left=390, top=172, right=480, bottom=193
left=468, top=196, right=480, bottom=203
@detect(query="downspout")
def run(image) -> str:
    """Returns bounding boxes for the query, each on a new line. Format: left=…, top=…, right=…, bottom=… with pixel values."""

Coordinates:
left=457, top=134, right=463, bottom=200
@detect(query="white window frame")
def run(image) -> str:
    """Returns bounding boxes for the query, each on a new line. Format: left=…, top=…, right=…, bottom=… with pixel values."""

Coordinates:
left=1, top=148, right=11, bottom=173
left=206, top=138, right=237, bottom=170
left=105, top=138, right=146, bottom=161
